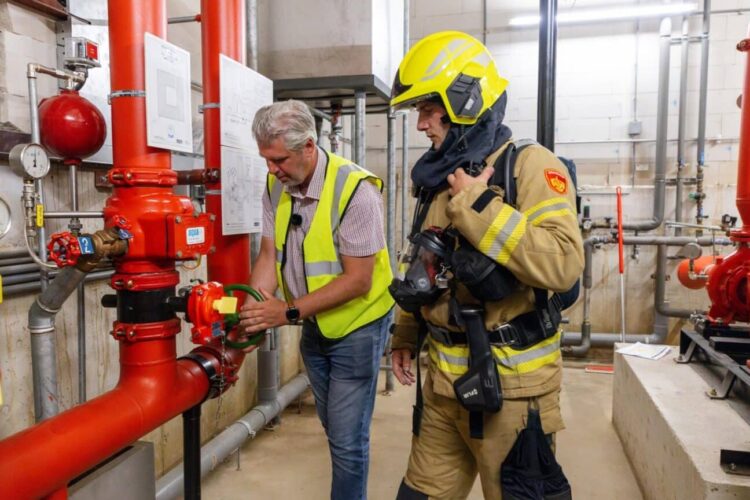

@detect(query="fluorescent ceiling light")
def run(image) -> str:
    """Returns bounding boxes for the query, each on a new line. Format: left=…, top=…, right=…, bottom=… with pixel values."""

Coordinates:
left=509, top=3, right=698, bottom=27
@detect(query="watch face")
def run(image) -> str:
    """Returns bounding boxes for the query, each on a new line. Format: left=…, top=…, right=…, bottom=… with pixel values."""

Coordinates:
left=286, top=307, right=300, bottom=324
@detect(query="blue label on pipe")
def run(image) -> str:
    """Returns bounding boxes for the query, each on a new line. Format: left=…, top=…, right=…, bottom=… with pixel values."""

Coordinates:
left=117, top=228, right=133, bottom=240
left=78, top=236, right=94, bottom=255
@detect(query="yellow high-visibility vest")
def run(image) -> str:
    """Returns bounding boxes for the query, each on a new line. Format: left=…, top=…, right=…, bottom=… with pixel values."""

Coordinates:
left=268, top=150, right=394, bottom=339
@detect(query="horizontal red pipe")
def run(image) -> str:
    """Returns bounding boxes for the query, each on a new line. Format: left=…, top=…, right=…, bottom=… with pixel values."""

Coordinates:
left=202, top=0, right=251, bottom=286
left=0, top=339, right=209, bottom=498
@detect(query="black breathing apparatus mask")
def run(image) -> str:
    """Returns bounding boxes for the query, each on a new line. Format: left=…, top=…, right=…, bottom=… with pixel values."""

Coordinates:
left=388, top=227, right=454, bottom=313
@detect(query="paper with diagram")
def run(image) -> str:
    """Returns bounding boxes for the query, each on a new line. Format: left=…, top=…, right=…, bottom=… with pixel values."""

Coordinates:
left=220, top=54, right=273, bottom=151
left=144, top=32, right=193, bottom=153
left=221, top=147, right=265, bottom=235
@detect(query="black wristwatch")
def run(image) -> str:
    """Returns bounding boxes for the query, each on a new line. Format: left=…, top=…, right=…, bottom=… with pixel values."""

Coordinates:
left=285, top=305, right=301, bottom=325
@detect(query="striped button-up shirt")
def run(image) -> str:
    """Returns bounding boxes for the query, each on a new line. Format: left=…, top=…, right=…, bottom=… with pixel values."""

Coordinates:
left=262, top=147, right=386, bottom=300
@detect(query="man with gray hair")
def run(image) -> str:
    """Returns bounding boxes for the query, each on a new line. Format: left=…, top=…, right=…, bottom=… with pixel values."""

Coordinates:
left=239, top=99, right=394, bottom=500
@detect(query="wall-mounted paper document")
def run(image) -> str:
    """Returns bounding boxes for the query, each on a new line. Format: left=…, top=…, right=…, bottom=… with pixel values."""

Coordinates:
left=144, top=32, right=193, bottom=153
left=221, top=146, right=266, bottom=235
left=220, top=55, right=273, bottom=152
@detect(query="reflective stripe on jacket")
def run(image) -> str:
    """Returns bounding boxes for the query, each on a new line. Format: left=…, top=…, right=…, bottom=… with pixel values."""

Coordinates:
left=269, top=150, right=394, bottom=339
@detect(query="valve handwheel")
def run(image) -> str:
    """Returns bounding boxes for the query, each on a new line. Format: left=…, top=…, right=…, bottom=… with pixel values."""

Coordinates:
left=47, top=232, right=82, bottom=267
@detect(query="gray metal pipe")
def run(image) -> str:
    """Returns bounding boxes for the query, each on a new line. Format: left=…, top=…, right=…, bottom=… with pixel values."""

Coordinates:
left=385, top=115, right=397, bottom=392
left=0, top=263, right=40, bottom=276
left=246, top=0, right=258, bottom=71
left=0, top=256, right=34, bottom=267
left=401, top=0, right=410, bottom=249
left=695, top=0, right=711, bottom=227
left=155, top=374, right=310, bottom=500
left=69, top=163, right=87, bottom=405
left=564, top=234, right=733, bottom=354
left=2, top=270, right=112, bottom=298
left=537, top=0, right=557, bottom=151
left=44, top=211, right=103, bottom=219
left=676, top=17, right=690, bottom=236
left=591, top=18, right=672, bottom=231
left=0, top=248, right=27, bottom=259
left=257, top=332, right=279, bottom=406
left=29, top=266, right=89, bottom=421
left=27, top=66, right=50, bottom=291
left=354, top=90, right=366, bottom=166
left=168, top=15, right=199, bottom=24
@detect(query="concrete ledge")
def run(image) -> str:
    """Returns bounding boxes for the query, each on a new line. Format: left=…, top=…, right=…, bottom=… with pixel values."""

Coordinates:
left=613, top=345, right=750, bottom=500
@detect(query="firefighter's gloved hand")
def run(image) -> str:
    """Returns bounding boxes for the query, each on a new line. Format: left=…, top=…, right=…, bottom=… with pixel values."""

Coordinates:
left=392, top=348, right=416, bottom=386
left=447, top=165, right=494, bottom=196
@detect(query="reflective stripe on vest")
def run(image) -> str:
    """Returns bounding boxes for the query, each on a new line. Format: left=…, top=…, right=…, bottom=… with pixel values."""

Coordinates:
left=268, top=150, right=394, bottom=339
left=427, top=331, right=562, bottom=376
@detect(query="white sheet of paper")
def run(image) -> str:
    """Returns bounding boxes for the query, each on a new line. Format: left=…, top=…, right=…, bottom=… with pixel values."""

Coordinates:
left=144, top=32, right=193, bottom=153
left=221, top=147, right=267, bottom=235
left=616, top=342, right=672, bottom=361
left=219, top=54, right=273, bottom=151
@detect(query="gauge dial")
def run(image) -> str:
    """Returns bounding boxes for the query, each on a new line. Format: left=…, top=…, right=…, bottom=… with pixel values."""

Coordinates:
left=0, top=197, right=10, bottom=239
left=9, top=143, right=51, bottom=179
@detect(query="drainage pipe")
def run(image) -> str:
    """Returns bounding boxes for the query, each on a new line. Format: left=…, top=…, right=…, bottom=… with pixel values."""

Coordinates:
left=202, top=0, right=250, bottom=288
left=28, top=266, right=88, bottom=421
left=591, top=18, right=671, bottom=231
left=155, top=374, right=310, bottom=500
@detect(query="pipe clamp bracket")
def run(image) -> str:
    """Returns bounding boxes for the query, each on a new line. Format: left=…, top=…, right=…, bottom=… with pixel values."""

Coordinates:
left=108, top=89, right=146, bottom=104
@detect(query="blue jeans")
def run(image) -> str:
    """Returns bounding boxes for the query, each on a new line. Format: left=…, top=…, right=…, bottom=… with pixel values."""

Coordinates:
left=300, top=311, right=393, bottom=500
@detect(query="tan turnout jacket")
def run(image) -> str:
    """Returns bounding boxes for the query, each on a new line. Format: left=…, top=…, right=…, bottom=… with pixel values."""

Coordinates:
left=392, top=140, right=584, bottom=400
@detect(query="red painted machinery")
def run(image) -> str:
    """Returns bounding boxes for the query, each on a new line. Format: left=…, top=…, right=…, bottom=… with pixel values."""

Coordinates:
left=677, top=34, right=750, bottom=326
left=0, top=1, right=252, bottom=498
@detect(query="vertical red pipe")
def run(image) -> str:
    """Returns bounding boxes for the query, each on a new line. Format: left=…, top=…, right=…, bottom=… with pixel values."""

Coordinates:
left=202, top=0, right=251, bottom=285
left=737, top=31, right=750, bottom=233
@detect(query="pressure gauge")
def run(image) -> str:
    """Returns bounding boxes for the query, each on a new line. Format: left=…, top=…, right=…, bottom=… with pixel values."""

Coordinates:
left=0, top=197, right=10, bottom=239
left=9, top=143, right=50, bottom=179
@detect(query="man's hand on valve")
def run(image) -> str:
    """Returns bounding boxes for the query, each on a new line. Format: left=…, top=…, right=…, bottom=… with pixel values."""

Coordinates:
left=238, top=288, right=287, bottom=334
left=447, top=165, right=494, bottom=197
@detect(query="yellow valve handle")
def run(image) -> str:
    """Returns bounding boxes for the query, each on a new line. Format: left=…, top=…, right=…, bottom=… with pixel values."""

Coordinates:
left=36, top=204, right=44, bottom=228
left=212, top=296, right=238, bottom=315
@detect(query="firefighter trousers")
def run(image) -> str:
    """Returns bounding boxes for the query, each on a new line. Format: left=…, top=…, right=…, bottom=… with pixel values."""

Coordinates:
left=402, top=373, right=564, bottom=499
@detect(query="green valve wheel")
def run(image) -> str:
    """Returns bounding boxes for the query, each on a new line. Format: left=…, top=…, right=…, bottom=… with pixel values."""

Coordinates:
left=222, top=283, right=266, bottom=349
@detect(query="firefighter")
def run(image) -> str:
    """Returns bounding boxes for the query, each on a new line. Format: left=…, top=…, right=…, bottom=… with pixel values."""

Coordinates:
left=389, top=31, right=584, bottom=499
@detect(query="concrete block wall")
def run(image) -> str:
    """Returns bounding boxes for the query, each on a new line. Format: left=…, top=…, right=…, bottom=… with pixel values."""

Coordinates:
left=363, top=0, right=749, bottom=337
left=0, top=0, right=303, bottom=478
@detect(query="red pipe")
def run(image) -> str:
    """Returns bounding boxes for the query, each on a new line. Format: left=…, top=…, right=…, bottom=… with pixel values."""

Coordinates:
left=737, top=32, right=750, bottom=233
left=0, top=339, right=209, bottom=498
left=201, top=0, right=251, bottom=287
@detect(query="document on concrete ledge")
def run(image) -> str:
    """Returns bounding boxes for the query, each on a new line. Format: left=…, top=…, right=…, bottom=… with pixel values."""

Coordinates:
left=616, top=342, right=672, bottom=361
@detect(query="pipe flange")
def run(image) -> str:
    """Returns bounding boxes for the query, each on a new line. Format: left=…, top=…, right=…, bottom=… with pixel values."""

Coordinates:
left=111, top=318, right=181, bottom=342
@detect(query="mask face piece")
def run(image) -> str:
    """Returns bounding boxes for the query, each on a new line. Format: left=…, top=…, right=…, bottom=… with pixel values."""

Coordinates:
left=389, top=227, right=452, bottom=312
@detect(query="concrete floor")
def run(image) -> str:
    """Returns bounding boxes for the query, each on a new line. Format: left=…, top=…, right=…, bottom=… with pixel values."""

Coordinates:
left=201, top=366, right=642, bottom=499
